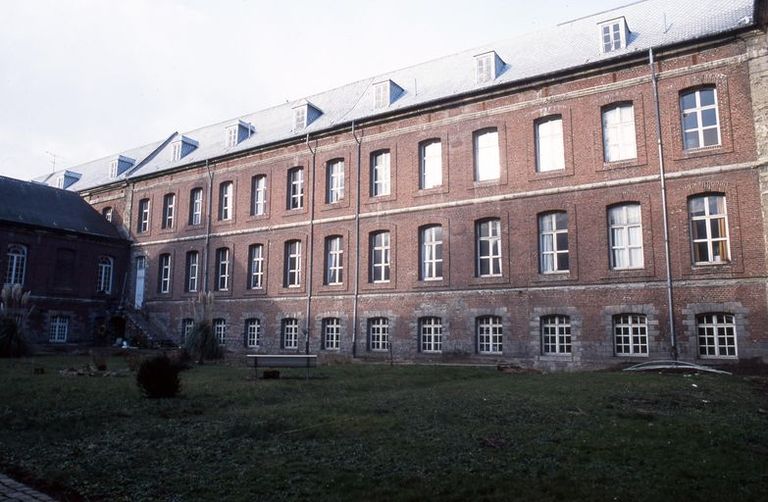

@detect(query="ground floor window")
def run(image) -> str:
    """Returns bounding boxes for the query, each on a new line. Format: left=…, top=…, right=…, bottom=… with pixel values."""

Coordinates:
left=323, top=318, right=340, bottom=350
left=246, top=318, right=261, bottom=348
left=541, top=315, right=571, bottom=354
left=181, top=318, right=194, bottom=345
left=283, top=318, right=299, bottom=349
left=49, top=315, right=69, bottom=343
left=213, top=318, right=227, bottom=345
left=614, top=314, right=648, bottom=356
left=420, top=317, right=443, bottom=353
left=477, top=316, right=503, bottom=354
left=368, top=317, right=389, bottom=351
left=697, top=313, right=737, bottom=358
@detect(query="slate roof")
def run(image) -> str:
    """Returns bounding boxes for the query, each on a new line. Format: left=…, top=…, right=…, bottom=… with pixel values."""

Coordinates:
left=0, top=176, right=123, bottom=240
left=40, top=0, right=757, bottom=192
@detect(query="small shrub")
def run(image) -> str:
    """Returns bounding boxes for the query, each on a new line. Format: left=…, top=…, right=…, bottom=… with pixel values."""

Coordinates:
left=184, top=321, right=222, bottom=364
left=136, top=355, right=181, bottom=398
left=0, top=317, right=29, bottom=358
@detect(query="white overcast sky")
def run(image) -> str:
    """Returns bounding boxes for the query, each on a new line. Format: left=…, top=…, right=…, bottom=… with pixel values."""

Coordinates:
left=0, top=0, right=625, bottom=181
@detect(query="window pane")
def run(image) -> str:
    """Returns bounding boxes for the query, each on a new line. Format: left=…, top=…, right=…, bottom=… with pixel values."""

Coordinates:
left=681, top=93, right=696, bottom=110
left=699, top=89, right=715, bottom=106
left=684, top=131, right=700, bottom=149
left=556, top=233, right=569, bottom=251
left=557, top=253, right=569, bottom=271
left=702, top=128, right=719, bottom=147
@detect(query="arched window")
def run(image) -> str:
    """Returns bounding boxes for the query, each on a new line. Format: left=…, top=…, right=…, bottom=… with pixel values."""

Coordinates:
left=96, top=256, right=114, bottom=294
left=5, top=244, right=27, bottom=286
left=680, top=87, right=720, bottom=150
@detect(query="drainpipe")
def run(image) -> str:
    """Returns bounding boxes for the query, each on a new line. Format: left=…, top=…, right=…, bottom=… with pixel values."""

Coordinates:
left=649, top=48, right=678, bottom=360
left=351, top=121, right=362, bottom=358
left=305, top=134, right=317, bottom=355
left=203, top=160, right=213, bottom=292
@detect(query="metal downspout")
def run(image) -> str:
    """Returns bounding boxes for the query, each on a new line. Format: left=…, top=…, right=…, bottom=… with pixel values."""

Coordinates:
left=203, top=160, right=213, bottom=293
left=649, top=48, right=678, bottom=360
left=351, top=122, right=362, bottom=358
left=305, top=134, right=317, bottom=354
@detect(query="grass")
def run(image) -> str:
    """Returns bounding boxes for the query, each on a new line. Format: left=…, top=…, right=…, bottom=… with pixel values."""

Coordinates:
left=1, top=356, right=767, bottom=501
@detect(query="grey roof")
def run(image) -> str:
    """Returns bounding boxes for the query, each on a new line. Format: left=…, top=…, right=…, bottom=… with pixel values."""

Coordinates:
left=0, top=176, right=124, bottom=240
left=44, top=0, right=756, bottom=192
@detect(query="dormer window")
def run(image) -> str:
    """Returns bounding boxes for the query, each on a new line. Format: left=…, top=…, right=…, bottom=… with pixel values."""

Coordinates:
left=109, top=160, right=118, bottom=179
left=226, top=126, right=238, bottom=147
left=373, top=80, right=404, bottom=110
left=172, top=142, right=182, bottom=161
left=54, top=170, right=82, bottom=190
left=108, top=155, right=135, bottom=179
left=224, top=120, right=254, bottom=147
left=171, top=135, right=198, bottom=161
left=474, top=51, right=504, bottom=84
left=292, top=101, right=322, bottom=131
left=599, top=17, right=628, bottom=53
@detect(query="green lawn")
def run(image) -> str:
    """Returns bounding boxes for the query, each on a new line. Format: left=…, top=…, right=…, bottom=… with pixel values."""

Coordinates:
left=1, top=356, right=767, bottom=501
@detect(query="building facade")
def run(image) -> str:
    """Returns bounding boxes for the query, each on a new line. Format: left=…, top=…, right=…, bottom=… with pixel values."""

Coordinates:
left=37, top=0, right=768, bottom=368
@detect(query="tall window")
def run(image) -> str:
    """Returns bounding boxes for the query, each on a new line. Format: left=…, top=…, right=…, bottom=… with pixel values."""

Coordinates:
left=181, top=318, right=194, bottom=345
left=420, top=317, right=443, bottom=353
left=614, top=314, right=648, bottom=356
left=284, top=240, right=302, bottom=287
left=536, top=116, right=565, bottom=172
left=282, top=318, right=299, bottom=349
left=474, top=129, right=499, bottom=181
left=609, top=204, right=643, bottom=269
left=96, top=256, right=113, bottom=294
left=5, top=244, right=27, bottom=286
left=226, top=126, right=238, bottom=147
left=420, top=225, right=443, bottom=281
left=162, top=193, right=175, bottom=229
left=287, top=167, right=304, bottom=209
left=215, top=247, right=230, bottom=291
left=477, top=316, right=503, bottom=354
left=327, top=159, right=345, bottom=203
left=602, top=104, right=637, bottom=162
left=251, top=175, right=267, bottom=216
left=323, top=318, right=341, bottom=350
left=689, top=194, right=729, bottom=264
left=137, top=198, right=150, bottom=233
left=476, top=219, right=502, bottom=277
left=541, top=315, right=571, bottom=354
left=213, top=318, right=227, bottom=345
left=370, top=231, right=391, bottom=283
left=600, top=20, right=626, bottom=53
left=697, top=313, right=737, bottom=358
left=158, top=254, right=171, bottom=293
left=189, top=188, right=203, bottom=225
left=368, top=317, right=390, bottom=351
left=219, top=181, right=233, bottom=221
left=371, top=151, right=390, bottom=196
left=246, top=318, right=261, bottom=348
left=185, top=251, right=199, bottom=292
left=248, top=244, right=265, bottom=290
left=681, top=87, right=720, bottom=150
left=102, top=207, right=113, bottom=222
left=49, top=315, right=69, bottom=343
left=539, top=212, right=569, bottom=273
left=325, top=236, right=343, bottom=285
left=420, top=139, right=442, bottom=189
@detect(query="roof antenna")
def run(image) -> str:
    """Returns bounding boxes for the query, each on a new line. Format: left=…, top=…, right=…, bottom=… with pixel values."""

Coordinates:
left=45, top=151, right=58, bottom=172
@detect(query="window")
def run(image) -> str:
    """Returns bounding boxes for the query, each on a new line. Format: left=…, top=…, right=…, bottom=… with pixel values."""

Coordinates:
left=475, top=53, right=494, bottom=83
left=247, top=244, right=264, bottom=290
left=477, top=316, right=503, bottom=354
left=323, top=318, right=341, bottom=350
left=614, top=314, right=648, bottom=356
left=697, top=313, right=737, bottom=358
left=5, top=244, right=27, bottom=286
left=215, top=247, right=230, bottom=291
left=368, top=317, right=389, bottom=351
left=476, top=219, right=502, bottom=277
left=541, top=315, right=571, bottom=354
left=219, top=181, right=233, bottom=221
left=181, top=318, right=194, bottom=345
left=474, top=129, right=499, bottom=181
left=374, top=82, right=388, bottom=109
left=96, top=256, right=113, bottom=294
left=370, top=231, right=391, bottom=283
left=609, top=204, right=643, bottom=269
left=137, top=198, right=150, bottom=233
left=246, top=318, right=261, bottom=348
left=324, top=236, right=343, bottom=285
left=371, top=151, right=390, bottom=196
left=213, top=318, right=227, bottom=345
left=420, top=139, right=442, bottom=189
left=226, top=126, right=238, bottom=147
left=49, top=315, right=69, bottom=343
left=326, top=159, right=345, bottom=203
left=284, top=240, right=302, bottom=288
left=536, top=116, right=565, bottom=172
left=681, top=87, right=720, bottom=150
left=109, top=160, right=118, bottom=179
left=600, top=20, right=626, bottom=53
left=251, top=175, right=267, bottom=216
left=420, top=225, right=443, bottom=281
left=102, top=207, right=113, bottom=222
left=420, top=317, right=443, bottom=353
left=189, top=188, right=203, bottom=225
left=294, top=107, right=307, bottom=130
left=158, top=254, right=171, bottom=294
left=539, top=212, right=569, bottom=273
left=162, top=193, right=175, bottom=229
left=602, top=103, right=637, bottom=162
left=287, top=167, right=304, bottom=209
left=172, top=142, right=182, bottom=161
left=185, top=251, right=199, bottom=292
left=282, top=318, right=299, bottom=349
left=689, top=194, right=730, bottom=264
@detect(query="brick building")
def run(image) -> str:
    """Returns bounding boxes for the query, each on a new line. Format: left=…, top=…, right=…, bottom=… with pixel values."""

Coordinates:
left=34, top=0, right=768, bottom=368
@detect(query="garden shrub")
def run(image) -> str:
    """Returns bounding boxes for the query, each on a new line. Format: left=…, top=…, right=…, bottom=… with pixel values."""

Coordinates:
left=184, top=321, right=222, bottom=364
left=136, top=355, right=181, bottom=398
left=0, top=317, right=29, bottom=358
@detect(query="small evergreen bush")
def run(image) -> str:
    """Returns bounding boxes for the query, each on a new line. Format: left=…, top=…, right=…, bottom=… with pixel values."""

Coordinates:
left=0, top=317, right=29, bottom=358
left=184, top=321, right=222, bottom=364
left=136, top=355, right=181, bottom=398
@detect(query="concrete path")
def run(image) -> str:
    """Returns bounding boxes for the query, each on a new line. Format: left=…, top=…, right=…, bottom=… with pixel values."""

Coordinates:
left=0, top=474, right=56, bottom=501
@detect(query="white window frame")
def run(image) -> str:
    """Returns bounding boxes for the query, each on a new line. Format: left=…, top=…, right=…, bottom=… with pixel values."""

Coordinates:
left=541, top=315, right=572, bottom=355
left=539, top=212, right=569, bottom=273
left=186, top=251, right=199, bottom=293
left=294, top=107, right=307, bottom=130
left=213, top=318, right=227, bottom=345
left=102, top=207, right=113, bottom=222
left=172, top=142, right=182, bottom=161
left=599, top=19, right=626, bottom=53
left=689, top=194, right=730, bottom=264
left=602, top=103, right=637, bottom=162
left=283, top=318, right=299, bottom=349
left=696, top=313, right=737, bottom=358
left=216, top=248, right=230, bottom=291
left=248, top=244, right=264, bottom=290
left=421, top=225, right=443, bottom=281
left=327, top=159, right=345, bottom=203
left=251, top=175, right=267, bottom=216
left=370, top=231, right=391, bottom=283
left=325, top=236, right=343, bottom=285
left=609, top=204, right=644, bottom=270
left=246, top=318, right=261, bottom=348
left=219, top=182, right=233, bottom=221
left=475, top=53, right=493, bottom=84
left=476, top=219, right=502, bottom=277
left=536, top=116, right=565, bottom=172
left=477, top=316, right=503, bottom=354
left=190, top=188, right=203, bottom=226
left=474, top=129, right=500, bottom=181
left=369, top=317, right=389, bottom=351
left=5, top=244, right=27, bottom=286
left=288, top=167, right=304, bottom=209
left=681, top=87, right=721, bottom=150
left=162, top=193, right=175, bottom=229
left=614, top=314, right=648, bottom=356
left=285, top=240, right=302, bottom=288
left=420, top=139, right=442, bottom=189
left=420, top=317, right=443, bottom=353
left=323, top=318, right=341, bottom=350
left=109, top=160, right=118, bottom=179
left=49, top=315, right=69, bottom=343
left=96, top=256, right=113, bottom=294
left=138, top=199, right=150, bottom=233
left=226, top=125, right=238, bottom=147
left=159, top=254, right=171, bottom=294
left=181, top=318, right=194, bottom=345
left=374, top=82, right=389, bottom=109
left=371, top=151, right=391, bottom=196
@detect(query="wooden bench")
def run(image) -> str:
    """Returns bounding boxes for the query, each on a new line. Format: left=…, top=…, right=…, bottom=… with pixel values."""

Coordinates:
left=246, top=354, right=318, bottom=380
